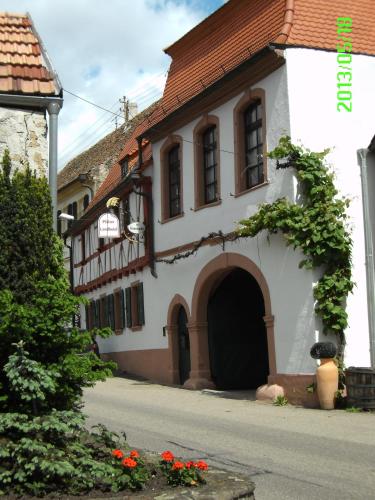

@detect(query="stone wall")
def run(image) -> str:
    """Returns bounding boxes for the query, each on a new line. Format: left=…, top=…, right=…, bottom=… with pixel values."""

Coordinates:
left=0, top=106, right=48, bottom=177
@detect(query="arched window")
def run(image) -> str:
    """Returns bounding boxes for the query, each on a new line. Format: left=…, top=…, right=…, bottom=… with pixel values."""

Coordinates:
left=202, top=126, right=218, bottom=204
left=160, top=135, right=183, bottom=222
left=234, top=89, right=267, bottom=195
left=244, top=99, right=264, bottom=189
left=193, top=115, right=220, bottom=209
left=168, top=145, right=181, bottom=218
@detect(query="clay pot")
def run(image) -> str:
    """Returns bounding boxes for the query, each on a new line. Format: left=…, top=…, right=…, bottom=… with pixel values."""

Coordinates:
left=316, top=358, right=338, bottom=410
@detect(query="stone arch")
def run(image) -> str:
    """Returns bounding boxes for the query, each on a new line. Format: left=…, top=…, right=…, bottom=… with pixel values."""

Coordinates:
left=184, top=252, right=276, bottom=389
left=166, top=294, right=191, bottom=385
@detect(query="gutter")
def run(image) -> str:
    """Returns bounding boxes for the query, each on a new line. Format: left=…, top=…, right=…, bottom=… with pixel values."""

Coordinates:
left=357, top=148, right=375, bottom=368
left=0, top=93, right=63, bottom=230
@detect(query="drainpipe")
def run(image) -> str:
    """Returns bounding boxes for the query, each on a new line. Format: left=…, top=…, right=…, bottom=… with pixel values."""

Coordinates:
left=48, top=101, right=62, bottom=230
left=357, top=148, right=375, bottom=368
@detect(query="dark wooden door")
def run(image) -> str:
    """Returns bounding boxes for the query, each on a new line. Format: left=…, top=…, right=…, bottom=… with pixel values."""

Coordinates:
left=208, top=268, right=269, bottom=389
left=177, top=307, right=191, bottom=385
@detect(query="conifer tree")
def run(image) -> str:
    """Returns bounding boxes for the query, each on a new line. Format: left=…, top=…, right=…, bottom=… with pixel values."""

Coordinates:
left=0, top=150, right=115, bottom=413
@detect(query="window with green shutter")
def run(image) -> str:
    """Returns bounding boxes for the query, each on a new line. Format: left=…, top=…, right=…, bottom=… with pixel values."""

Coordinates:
left=85, top=304, right=90, bottom=330
left=136, top=283, right=145, bottom=325
left=107, top=294, right=115, bottom=331
left=120, top=289, right=126, bottom=329
left=94, top=299, right=100, bottom=328
left=125, top=287, right=132, bottom=328
left=100, top=296, right=107, bottom=327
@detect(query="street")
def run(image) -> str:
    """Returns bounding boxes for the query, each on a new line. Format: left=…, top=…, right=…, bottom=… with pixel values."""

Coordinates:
left=83, top=376, right=375, bottom=500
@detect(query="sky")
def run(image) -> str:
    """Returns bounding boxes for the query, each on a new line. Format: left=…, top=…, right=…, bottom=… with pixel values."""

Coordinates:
left=3, top=0, right=226, bottom=169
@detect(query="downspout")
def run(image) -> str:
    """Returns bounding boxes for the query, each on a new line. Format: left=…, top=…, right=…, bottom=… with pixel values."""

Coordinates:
left=357, top=148, right=375, bottom=368
left=48, top=101, right=62, bottom=230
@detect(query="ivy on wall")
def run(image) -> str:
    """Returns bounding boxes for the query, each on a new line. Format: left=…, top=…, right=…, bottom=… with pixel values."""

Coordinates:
left=237, top=136, right=353, bottom=363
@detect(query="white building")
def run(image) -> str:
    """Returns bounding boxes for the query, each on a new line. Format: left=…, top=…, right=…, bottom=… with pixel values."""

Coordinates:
left=71, top=0, right=375, bottom=406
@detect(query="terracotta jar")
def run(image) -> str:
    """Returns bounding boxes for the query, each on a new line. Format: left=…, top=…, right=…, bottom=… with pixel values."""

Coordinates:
left=316, top=358, right=339, bottom=410
left=310, top=342, right=338, bottom=410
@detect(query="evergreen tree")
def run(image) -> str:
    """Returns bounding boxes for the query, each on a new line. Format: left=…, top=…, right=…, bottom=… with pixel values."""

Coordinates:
left=0, top=150, right=115, bottom=413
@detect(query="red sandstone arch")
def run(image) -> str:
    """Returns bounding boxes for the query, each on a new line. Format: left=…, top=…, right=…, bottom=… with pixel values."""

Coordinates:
left=166, top=294, right=191, bottom=385
left=184, top=252, right=276, bottom=389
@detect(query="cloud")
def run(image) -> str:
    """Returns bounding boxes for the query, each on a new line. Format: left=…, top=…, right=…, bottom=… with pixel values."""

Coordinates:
left=2, top=0, right=225, bottom=168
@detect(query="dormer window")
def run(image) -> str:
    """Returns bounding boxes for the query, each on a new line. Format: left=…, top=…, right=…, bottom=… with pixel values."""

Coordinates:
left=120, top=156, right=129, bottom=178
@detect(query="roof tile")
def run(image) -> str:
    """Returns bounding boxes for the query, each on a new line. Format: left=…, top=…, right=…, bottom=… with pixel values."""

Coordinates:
left=0, top=11, right=59, bottom=95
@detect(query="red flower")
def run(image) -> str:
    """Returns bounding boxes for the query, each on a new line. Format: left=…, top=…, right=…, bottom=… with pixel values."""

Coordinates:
left=161, top=450, right=174, bottom=462
left=112, top=449, right=124, bottom=459
left=122, top=457, right=137, bottom=468
left=185, top=461, right=195, bottom=469
left=130, top=450, right=140, bottom=459
left=196, top=460, right=208, bottom=471
left=172, top=461, right=185, bottom=470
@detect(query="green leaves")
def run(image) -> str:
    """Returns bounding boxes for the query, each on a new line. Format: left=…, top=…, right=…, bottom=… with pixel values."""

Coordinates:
left=237, top=136, right=353, bottom=360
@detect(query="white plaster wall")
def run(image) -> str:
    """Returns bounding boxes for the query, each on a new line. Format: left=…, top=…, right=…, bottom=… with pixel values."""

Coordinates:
left=85, top=234, right=318, bottom=374
left=0, top=106, right=47, bottom=176
left=84, top=64, right=326, bottom=374
left=153, top=65, right=294, bottom=252
left=285, top=48, right=375, bottom=367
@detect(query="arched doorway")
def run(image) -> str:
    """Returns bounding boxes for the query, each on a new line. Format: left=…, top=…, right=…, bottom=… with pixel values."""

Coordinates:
left=207, top=268, right=269, bottom=389
left=185, top=253, right=276, bottom=390
left=177, top=306, right=191, bottom=385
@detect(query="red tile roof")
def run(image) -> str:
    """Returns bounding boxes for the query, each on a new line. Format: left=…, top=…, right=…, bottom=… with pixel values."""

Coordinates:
left=142, top=0, right=375, bottom=133
left=86, top=102, right=159, bottom=211
left=0, top=12, right=60, bottom=95
left=286, top=0, right=374, bottom=55
left=86, top=0, right=375, bottom=212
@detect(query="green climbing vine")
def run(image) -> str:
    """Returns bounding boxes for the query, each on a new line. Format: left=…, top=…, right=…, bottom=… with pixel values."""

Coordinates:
left=237, top=136, right=354, bottom=362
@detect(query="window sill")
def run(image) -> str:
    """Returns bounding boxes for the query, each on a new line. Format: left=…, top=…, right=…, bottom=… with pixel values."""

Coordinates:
left=194, top=199, right=222, bottom=212
left=160, top=212, right=184, bottom=224
left=234, top=181, right=269, bottom=198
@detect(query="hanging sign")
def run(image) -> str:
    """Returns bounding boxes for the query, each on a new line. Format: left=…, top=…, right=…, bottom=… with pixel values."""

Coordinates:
left=127, top=221, right=145, bottom=234
left=98, top=212, right=120, bottom=238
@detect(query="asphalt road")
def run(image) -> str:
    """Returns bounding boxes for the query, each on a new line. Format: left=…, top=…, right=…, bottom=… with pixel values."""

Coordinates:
left=83, top=376, right=375, bottom=500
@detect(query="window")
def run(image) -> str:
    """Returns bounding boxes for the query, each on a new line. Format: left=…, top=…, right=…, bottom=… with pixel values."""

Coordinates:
left=83, top=194, right=90, bottom=210
left=125, top=282, right=145, bottom=329
left=100, top=295, right=108, bottom=328
left=234, top=89, right=266, bottom=195
left=121, top=198, right=131, bottom=233
left=168, top=145, right=181, bottom=218
left=114, top=289, right=126, bottom=334
left=193, top=115, right=220, bottom=209
left=160, top=135, right=183, bottom=222
left=81, top=231, right=86, bottom=261
left=203, top=126, right=217, bottom=204
left=120, top=157, right=129, bottom=178
left=244, top=99, right=264, bottom=189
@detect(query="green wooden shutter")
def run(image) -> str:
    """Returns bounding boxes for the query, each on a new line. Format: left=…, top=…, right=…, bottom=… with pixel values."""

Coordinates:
left=137, top=283, right=145, bottom=325
left=125, top=287, right=132, bottom=328
left=107, top=294, right=115, bottom=331
left=94, top=299, right=100, bottom=328
left=85, top=304, right=89, bottom=330
left=120, top=289, right=126, bottom=329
